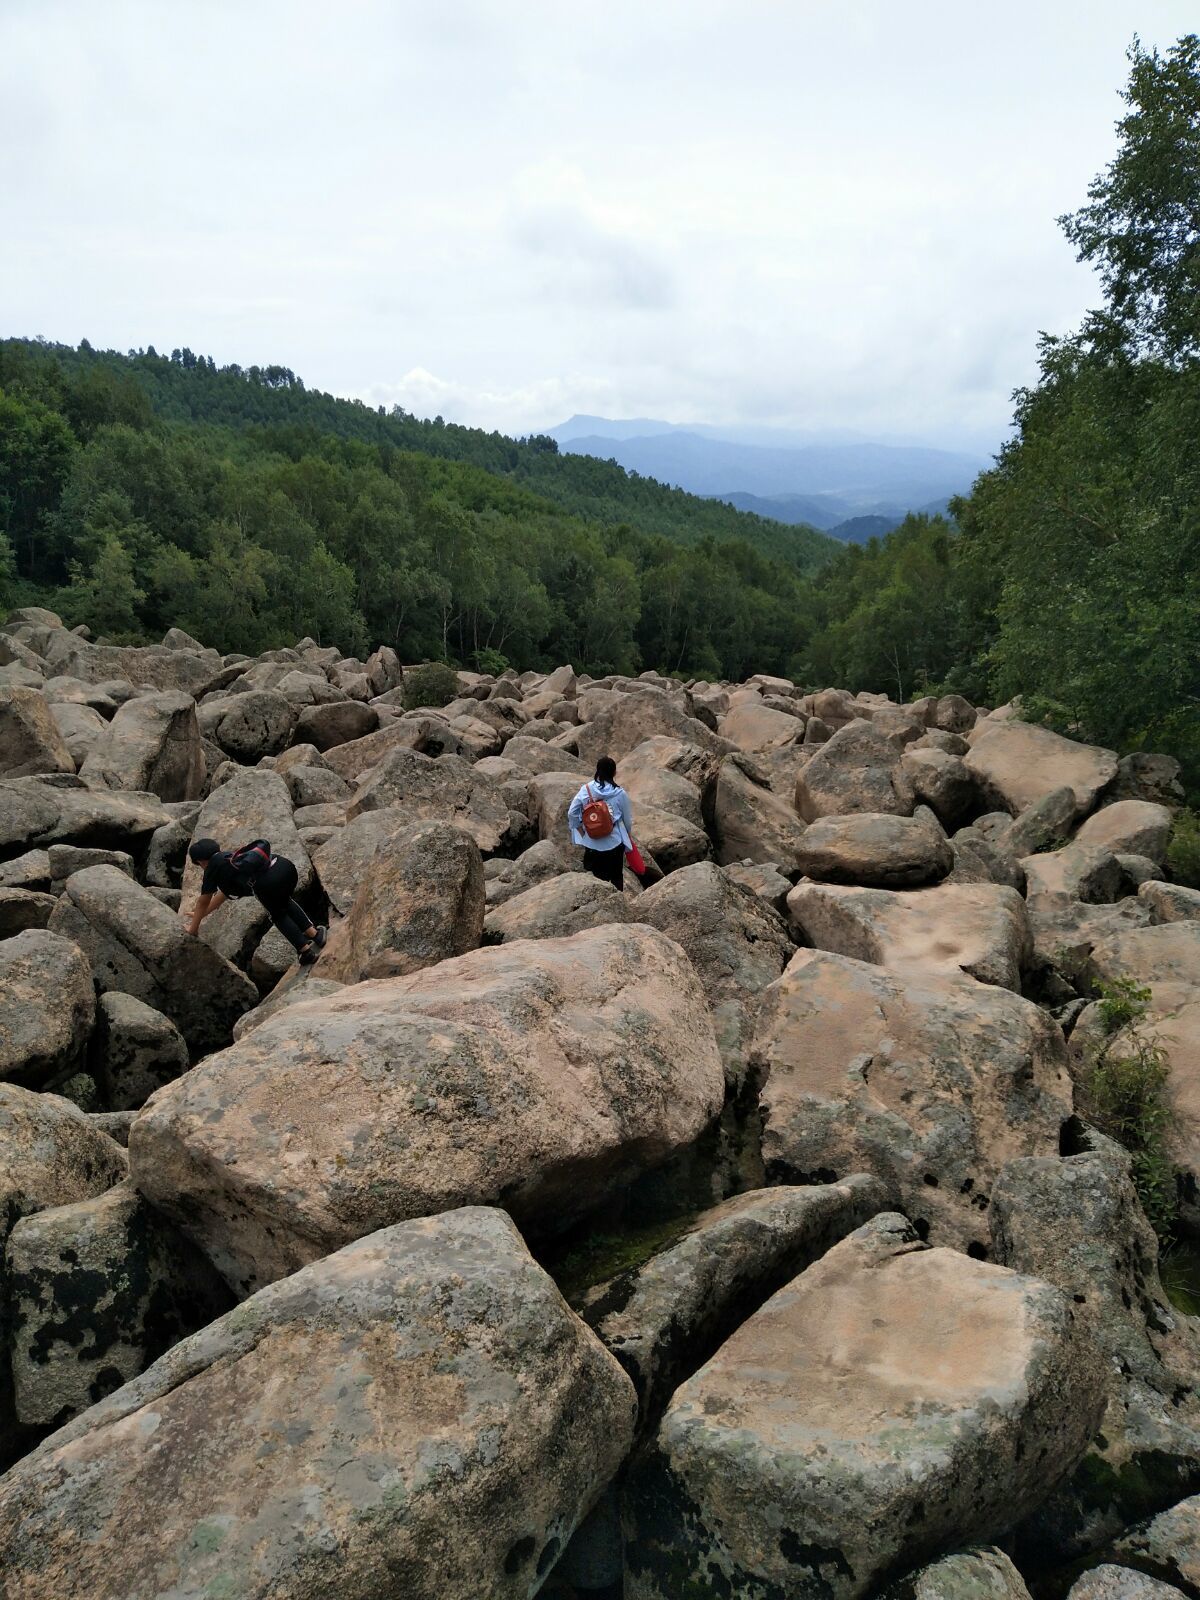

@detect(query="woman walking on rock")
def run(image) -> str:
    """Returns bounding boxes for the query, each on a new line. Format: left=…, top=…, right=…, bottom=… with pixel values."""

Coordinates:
left=567, top=756, right=639, bottom=889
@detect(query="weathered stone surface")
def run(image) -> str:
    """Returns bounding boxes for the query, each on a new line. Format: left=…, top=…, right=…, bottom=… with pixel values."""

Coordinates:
left=901, top=745, right=977, bottom=828
left=494, top=734, right=583, bottom=777
left=47, top=843, right=135, bottom=890
left=794, top=808, right=953, bottom=888
left=201, top=688, right=296, bottom=761
left=1067, top=1568, right=1187, bottom=1600
left=947, top=831, right=1027, bottom=892
left=293, top=697, right=377, bottom=750
left=933, top=693, right=978, bottom=734
left=49, top=866, right=257, bottom=1059
left=788, top=880, right=1031, bottom=991
left=346, top=747, right=520, bottom=853
left=755, top=949, right=1070, bottom=1251
left=0, top=888, right=56, bottom=936
left=637, top=861, right=793, bottom=1089
left=992, top=1137, right=1200, bottom=1557
left=720, top=696, right=807, bottom=753
left=966, top=723, right=1118, bottom=818
left=7, top=1181, right=233, bottom=1428
left=1112, top=1495, right=1200, bottom=1593
left=582, top=1175, right=890, bottom=1424
left=231, top=971, right=345, bottom=1041
left=320, top=820, right=484, bottom=982
left=713, top=751, right=809, bottom=869
left=0, top=687, right=75, bottom=778
left=633, top=799, right=711, bottom=873
left=130, top=924, right=725, bottom=1293
left=47, top=701, right=105, bottom=766
left=795, top=719, right=916, bottom=822
left=1077, top=801, right=1175, bottom=863
left=39, top=637, right=230, bottom=698
left=182, top=766, right=313, bottom=904
left=311, top=804, right=409, bottom=914
left=0, top=849, right=51, bottom=892
left=484, top=871, right=630, bottom=944
left=1023, top=842, right=1125, bottom=904
left=722, top=858, right=793, bottom=912
left=91, top=992, right=189, bottom=1111
left=623, top=1213, right=1104, bottom=1600
left=574, top=688, right=726, bottom=765
left=1110, top=752, right=1185, bottom=808
left=0, top=777, right=169, bottom=855
left=0, top=1208, right=636, bottom=1600
left=485, top=839, right=572, bottom=909
left=1139, top=880, right=1200, bottom=924
left=912, top=1548, right=1033, bottom=1600
left=0, top=931, right=95, bottom=1089
left=79, top=691, right=203, bottom=801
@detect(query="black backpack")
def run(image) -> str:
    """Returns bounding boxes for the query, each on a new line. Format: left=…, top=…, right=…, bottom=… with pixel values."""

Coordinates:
left=228, top=839, right=272, bottom=890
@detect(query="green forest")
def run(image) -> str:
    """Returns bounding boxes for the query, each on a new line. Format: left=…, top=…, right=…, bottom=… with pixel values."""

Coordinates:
left=1, top=37, right=1196, bottom=787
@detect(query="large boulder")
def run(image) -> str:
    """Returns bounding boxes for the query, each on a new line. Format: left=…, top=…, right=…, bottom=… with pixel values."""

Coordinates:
left=90, top=992, right=189, bottom=1111
left=0, top=931, right=95, bottom=1089
left=293, top=697, right=378, bottom=750
left=129, top=923, right=726, bottom=1294
left=182, top=766, right=313, bottom=906
left=37, top=636, right=229, bottom=698
left=794, top=719, right=916, bottom=822
left=49, top=866, right=257, bottom=1059
left=622, top=1213, right=1104, bottom=1600
left=754, top=949, right=1070, bottom=1251
left=793, top=808, right=953, bottom=888
left=719, top=696, right=807, bottom=754
left=636, top=861, right=793, bottom=1089
left=0, top=888, right=55, bottom=937
left=320, top=820, right=484, bottom=982
left=0, top=777, right=170, bottom=855
left=1112, top=1496, right=1200, bottom=1593
left=966, top=723, right=1118, bottom=819
left=901, top=745, right=977, bottom=828
left=992, top=1138, right=1200, bottom=1557
left=788, top=880, right=1032, bottom=991
left=1076, top=800, right=1175, bottom=863
left=483, top=872, right=630, bottom=944
left=0, top=1208, right=636, bottom=1600
left=346, top=748, right=521, bottom=854
left=7, top=1182, right=233, bottom=1429
left=713, top=751, right=809, bottom=869
left=0, top=687, right=75, bottom=778
left=582, top=1175, right=890, bottom=1424
left=312, top=804, right=407, bottom=914
left=1022, top=841, right=1125, bottom=904
left=79, top=690, right=203, bottom=801
left=573, top=688, right=726, bottom=765
left=913, top=1549, right=1033, bottom=1600
left=47, top=701, right=106, bottom=766
left=200, top=688, right=296, bottom=761
left=485, top=838, right=572, bottom=909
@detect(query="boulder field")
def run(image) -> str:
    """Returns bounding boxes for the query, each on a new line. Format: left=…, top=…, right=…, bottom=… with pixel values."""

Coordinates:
left=0, top=607, right=1197, bottom=1598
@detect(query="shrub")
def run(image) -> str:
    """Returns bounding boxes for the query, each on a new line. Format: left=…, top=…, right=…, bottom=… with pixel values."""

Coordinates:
left=1079, top=977, right=1177, bottom=1241
left=1167, top=809, right=1200, bottom=889
left=470, top=647, right=510, bottom=677
left=401, top=660, right=459, bottom=712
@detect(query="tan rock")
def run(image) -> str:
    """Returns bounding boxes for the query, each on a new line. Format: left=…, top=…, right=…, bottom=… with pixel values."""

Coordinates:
left=1022, top=841, right=1124, bottom=903
left=0, top=931, right=95, bottom=1090
left=1139, top=879, right=1200, bottom=924
left=719, top=696, right=806, bottom=754
left=713, top=752, right=808, bottom=869
left=346, top=747, right=519, bottom=853
left=787, top=880, right=1031, bottom=990
left=0, top=1208, right=636, bottom=1600
left=129, top=923, right=725, bottom=1293
left=623, top=1213, right=1104, bottom=1600
left=965, top=722, right=1118, bottom=818
left=0, top=687, right=75, bottom=778
left=483, top=872, right=630, bottom=943
left=320, top=820, right=484, bottom=981
left=79, top=691, right=204, bottom=801
left=795, top=719, right=916, bottom=822
left=573, top=688, right=728, bottom=766
left=1076, top=800, right=1174, bottom=862
left=754, top=949, right=1070, bottom=1250
left=794, top=808, right=953, bottom=887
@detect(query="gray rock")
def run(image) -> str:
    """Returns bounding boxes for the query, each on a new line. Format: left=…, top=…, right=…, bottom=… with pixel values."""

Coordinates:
left=346, top=747, right=522, bottom=854
left=1067, top=1567, right=1186, bottom=1600
left=0, top=687, right=75, bottom=778
left=1139, top=879, right=1200, bottom=924
left=293, top=697, right=378, bottom=749
left=794, top=808, right=953, bottom=888
left=1004, top=784, right=1078, bottom=857
left=201, top=688, right=297, bottom=761
left=49, top=866, right=257, bottom=1059
left=912, top=1548, right=1033, bottom=1600
left=581, top=1175, right=890, bottom=1424
left=0, top=1208, right=636, bottom=1600
left=91, top=992, right=189, bottom=1111
left=0, top=888, right=56, bottom=937
left=0, top=850, right=51, bottom=892
left=1111, top=1494, right=1200, bottom=1593
left=0, top=931, right=95, bottom=1089
left=7, top=1181, right=233, bottom=1428
left=47, top=700, right=106, bottom=765
left=795, top=719, right=916, bottom=822
left=79, top=690, right=204, bottom=801
left=622, top=1213, right=1105, bottom=1600
left=0, top=776, right=170, bottom=855
left=484, top=871, right=630, bottom=945
left=47, top=843, right=135, bottom=891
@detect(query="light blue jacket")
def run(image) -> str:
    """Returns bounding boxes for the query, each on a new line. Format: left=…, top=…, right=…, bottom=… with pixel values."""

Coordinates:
left=567, top=780, right=633, bottom=852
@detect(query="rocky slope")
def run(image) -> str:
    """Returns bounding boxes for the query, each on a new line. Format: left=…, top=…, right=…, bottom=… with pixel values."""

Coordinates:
left=0, top=608, right=1197, bottom=1600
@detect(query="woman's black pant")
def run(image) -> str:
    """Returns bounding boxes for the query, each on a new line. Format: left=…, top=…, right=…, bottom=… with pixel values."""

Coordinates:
left=253, top=857, right=312, bottom=952
left=584, top=846, right=625, bottom=889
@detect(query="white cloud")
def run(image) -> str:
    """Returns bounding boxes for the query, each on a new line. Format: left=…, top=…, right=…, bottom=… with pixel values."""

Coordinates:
left=2, top=0, right=1196, bottom=452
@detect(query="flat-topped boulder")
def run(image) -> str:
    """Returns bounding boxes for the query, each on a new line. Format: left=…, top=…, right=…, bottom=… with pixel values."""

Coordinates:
left=754, top=949, right=1070, bottom=1251
left=713, top=751, right=809, bottom=868
left=788, top=880, right=1031, bottom=990
left=0, top=777, right=170, bottom=855
left=0, top=1208, right=636, bottom=1600
left=129, top=923, right=725, bottom=1294
left=1076, top=800, right=1174, bottom=862
left=794, top=808, right=953, bottom=888
left=623, top=1214, right=1104, bottom=1600
left=965, top=722, right=1118, bottom=818
left=483, top=871, right=630, bottom=944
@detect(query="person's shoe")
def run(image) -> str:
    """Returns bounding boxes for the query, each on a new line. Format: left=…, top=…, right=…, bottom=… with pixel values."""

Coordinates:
left=298, top=945, right=318, bottom=966
left=314, top=924, right=328, bottom=948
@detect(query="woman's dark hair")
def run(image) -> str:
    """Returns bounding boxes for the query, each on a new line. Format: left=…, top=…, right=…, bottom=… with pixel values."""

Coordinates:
left=188, top=837, right=220, bottom=864
left=594, top=756, right=617, bottom=785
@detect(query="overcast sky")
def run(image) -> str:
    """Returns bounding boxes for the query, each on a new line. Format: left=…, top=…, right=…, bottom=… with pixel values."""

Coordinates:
left=2, top=2, right=1196, bottom=453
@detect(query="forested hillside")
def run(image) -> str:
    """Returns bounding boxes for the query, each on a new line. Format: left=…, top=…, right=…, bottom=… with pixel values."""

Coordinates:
left=0, top=38, right=1195, bottom=789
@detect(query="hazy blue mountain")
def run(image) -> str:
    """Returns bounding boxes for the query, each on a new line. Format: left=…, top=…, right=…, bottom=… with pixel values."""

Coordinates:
left=550, top=414, right=865, bottom=450
left=552, top=425, right=986, bottom=515
left=827, top=514, right=903, bottom=544
left=715, top=491, right=852, bottom=529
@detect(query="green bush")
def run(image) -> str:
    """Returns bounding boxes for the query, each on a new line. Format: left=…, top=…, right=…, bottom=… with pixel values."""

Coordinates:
left=401, top=660, right=459, bottom=712
left=1080, top=978, right=1177, bottom=1241
left=470, top=647, right=510, bottom=677
left=1167, top=809, right=1200, bottom=889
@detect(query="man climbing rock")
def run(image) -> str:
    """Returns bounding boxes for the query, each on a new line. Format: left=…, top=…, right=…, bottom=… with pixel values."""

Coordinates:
left=184, top=838, right=327, bottom=965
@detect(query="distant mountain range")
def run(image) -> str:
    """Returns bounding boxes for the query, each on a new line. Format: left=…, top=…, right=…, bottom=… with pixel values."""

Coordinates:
left=547, top=416, right=989, bottom=538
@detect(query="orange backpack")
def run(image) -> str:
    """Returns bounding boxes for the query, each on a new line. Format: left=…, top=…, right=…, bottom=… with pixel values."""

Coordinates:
left=581, top=785, right=615, bottom=840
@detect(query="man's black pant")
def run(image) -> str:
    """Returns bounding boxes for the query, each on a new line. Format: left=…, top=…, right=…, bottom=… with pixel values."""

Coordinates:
left=584, top=846, right=625, bottom=889
left=253, top=857, right=312, bottom=952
